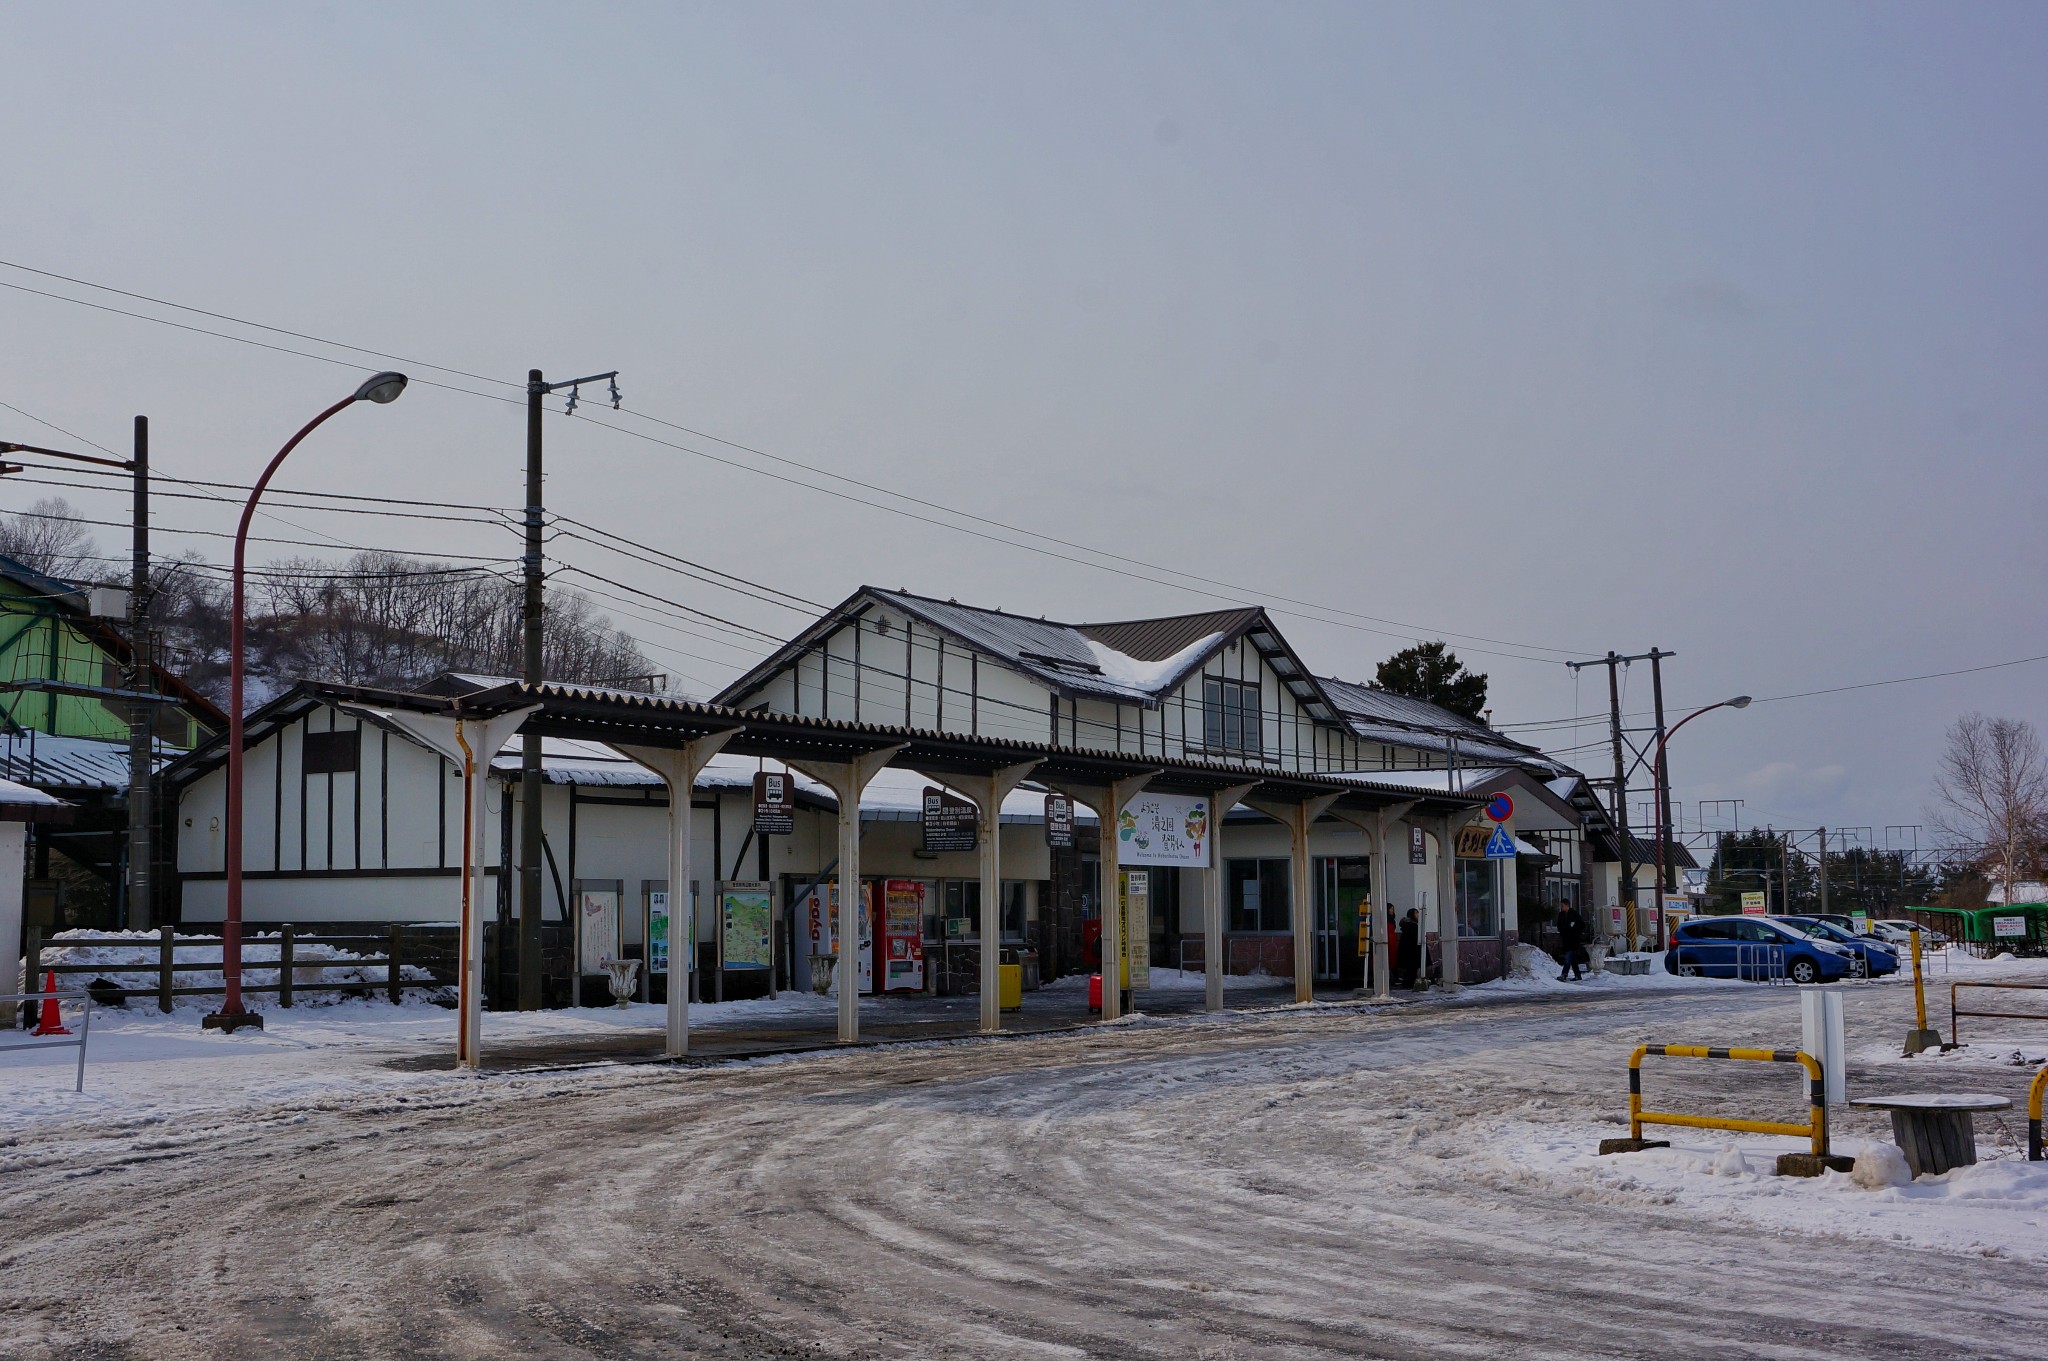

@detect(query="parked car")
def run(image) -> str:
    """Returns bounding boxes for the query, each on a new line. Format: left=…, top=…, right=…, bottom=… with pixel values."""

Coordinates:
left=1869, top=920, right=1950, bottom=947
left=1663, top=915, right=1857, bottom=983
left=1778, top=916, right=1900, bottom=977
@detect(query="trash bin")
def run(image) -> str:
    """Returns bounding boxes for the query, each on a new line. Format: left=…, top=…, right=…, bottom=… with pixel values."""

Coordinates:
left=999, top=962, right=1022, bottom=1011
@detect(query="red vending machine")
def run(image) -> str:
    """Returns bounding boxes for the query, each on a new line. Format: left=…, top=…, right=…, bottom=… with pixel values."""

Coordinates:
left=878, top=879, right=926, bottom=994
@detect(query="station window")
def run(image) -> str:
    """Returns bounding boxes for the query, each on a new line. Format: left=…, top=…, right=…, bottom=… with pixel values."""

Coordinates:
left=1456, top=859, right=1497, bottom=938
left=1203, top=677, right=1263, bottom=756
left=942, top=879, right=1027, bottom=940
left=303, top=728, right=360, bottom=775
left=1228, top=857, right=1291, bottom=933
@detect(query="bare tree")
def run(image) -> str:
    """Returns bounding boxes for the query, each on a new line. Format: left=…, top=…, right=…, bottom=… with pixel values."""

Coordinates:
left=0, top=497, right=102, bottom=582
left=1930, top=713, right=2048, bottom=905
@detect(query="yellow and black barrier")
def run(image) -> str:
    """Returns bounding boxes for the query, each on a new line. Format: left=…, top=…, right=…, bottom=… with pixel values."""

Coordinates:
left=2029, top=1065, right=2046, bottom=1162
left=1604, top=1044, right=1841, bottom=1173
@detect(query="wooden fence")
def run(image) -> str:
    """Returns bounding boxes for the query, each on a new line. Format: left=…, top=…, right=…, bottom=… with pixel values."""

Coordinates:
left=20, top=925, right=452, bottom=1019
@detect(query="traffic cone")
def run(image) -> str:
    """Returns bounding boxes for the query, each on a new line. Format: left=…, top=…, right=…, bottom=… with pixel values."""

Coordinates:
left=31, top=971, right=71, bottom=1036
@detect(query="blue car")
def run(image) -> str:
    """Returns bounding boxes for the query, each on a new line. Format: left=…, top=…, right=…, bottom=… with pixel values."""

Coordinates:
left=1779, top=916, right=1900, bottom=977
left=1664, top=916, right=1857, bottom=983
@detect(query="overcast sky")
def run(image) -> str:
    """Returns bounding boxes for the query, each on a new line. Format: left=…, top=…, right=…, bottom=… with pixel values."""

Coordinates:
left=3, top=2, right=2043, bottom=847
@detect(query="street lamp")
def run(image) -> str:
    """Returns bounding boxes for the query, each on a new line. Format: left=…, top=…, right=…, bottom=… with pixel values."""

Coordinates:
left=1652, top=695, right=1751, bottom=948
left=205, top=373, right=408, bottom=1032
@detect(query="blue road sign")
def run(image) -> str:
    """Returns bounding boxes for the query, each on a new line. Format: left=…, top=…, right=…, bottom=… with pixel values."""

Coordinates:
left=1483, top=825, right=1517, bottom=859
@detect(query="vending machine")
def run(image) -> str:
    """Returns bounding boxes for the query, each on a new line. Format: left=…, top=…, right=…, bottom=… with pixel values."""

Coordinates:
left=879, top=879, right=926, bottom=993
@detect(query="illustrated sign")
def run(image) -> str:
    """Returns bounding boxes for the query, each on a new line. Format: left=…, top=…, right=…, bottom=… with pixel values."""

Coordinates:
left=1410, top=825, right=1428, bottom=865
left=1045, top=793, right=1075, bottom=849
left=1483, top=825, right=1516, bottom=859
left=1116, top=793, right=1210, bottom=866
left=1740, top=891, right=1767, bottom=916
left=578, top=887, right=620, bottom=974
left=1994, top=916, right=2027, bottom=939
left=1122, top=870, right=1151, bottom=989
left=647, top=887, right=669, bottom=974
left=921, top=787, right=978, bottom=854
left=753, top=771, right=795, bottom=835
left=720, top=881, right=774, bottom=970
left=1455, top=824, right=1491, bottom=859
left=1485, top=792, right=1515, bottom=823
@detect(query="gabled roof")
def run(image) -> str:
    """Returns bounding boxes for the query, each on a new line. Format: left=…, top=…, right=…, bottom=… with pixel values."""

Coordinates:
left=1315, top=672, right=1562, bottom=774
left=716, top=587, right=1283, bottom=710
left=0, top=552, right=90, bottom=606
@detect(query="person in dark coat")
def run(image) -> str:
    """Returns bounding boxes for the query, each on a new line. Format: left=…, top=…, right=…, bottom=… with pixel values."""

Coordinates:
left=1555, top=904, right=1589, bottom=981
left=1396, top=908, right=1422, bottom=990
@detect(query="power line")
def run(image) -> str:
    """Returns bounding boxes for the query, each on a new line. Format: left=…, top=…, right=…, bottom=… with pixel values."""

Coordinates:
left=0, top=502, right=517, bottom=562
left=1, top=259, right=1589, bottom=665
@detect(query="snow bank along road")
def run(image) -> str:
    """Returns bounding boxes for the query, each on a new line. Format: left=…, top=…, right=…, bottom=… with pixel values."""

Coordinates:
left=6, top=974, right=2048, bottom=1360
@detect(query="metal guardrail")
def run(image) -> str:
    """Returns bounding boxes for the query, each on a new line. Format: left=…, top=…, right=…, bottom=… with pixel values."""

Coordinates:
left=0, top=989, right=93, bottom=1092
left=1949, top=982, right=2048, bottom=1048
left=25, top=924, right=424, bottom=1014
left=1668, top=942, right=1787, bottom=982
left=1626, top=1043, right=1830, bottom=1157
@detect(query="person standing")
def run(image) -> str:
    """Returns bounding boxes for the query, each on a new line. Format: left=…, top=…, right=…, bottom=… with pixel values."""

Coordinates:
left=1555, top=902, right=1588, bottom=982
left=1396, top=908, right=1422, bottom=990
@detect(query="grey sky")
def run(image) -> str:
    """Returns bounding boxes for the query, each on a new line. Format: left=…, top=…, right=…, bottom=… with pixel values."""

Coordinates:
left=3, top=2, right=2043, bottom=844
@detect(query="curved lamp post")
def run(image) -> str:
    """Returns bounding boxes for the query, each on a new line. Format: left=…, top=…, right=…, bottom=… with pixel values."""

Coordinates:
left=1651, top=695, right=1751, bottom=949
left=205, top=372, right=408, bottom=1032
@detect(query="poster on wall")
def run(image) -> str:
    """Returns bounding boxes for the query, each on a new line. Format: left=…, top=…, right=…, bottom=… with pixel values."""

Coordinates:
left=801, top=883, right=839, bottom=959
left=882, top=879, right=926, bottom=992
left=720, top=881, right=774, bottom=970
left=1121, top=870, right=1151, bottom=989
left=1115, top=793, right=1210, bottom=867
left=578, top=887, right=620, bottom=974
left=647, top=887, right=669, bottom=974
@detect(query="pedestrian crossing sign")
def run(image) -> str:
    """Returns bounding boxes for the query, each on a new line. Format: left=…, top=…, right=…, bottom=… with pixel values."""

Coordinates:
left=1483, top=825, right=1516, bottom=859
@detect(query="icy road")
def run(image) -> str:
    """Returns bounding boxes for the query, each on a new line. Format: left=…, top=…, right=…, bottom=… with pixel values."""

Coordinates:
left=6, top=970, right=2048, bottom=1359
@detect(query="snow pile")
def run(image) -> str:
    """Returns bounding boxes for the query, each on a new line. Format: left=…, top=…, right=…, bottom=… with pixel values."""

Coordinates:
left=23, top=928, right=441, bottom=1010
left=1852, top=1143, right=1912, bottom=1189
left=1481, top=1119, right=2048, bottom=1261
left=1083, top=632, right=1223, bottom=694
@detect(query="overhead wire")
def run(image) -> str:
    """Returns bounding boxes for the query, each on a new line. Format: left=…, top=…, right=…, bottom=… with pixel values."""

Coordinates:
left=0, top=258, right=1590, bottom=663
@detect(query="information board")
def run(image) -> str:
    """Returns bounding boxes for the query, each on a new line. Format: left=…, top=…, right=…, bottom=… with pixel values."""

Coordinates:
left=921, top=787, right=978, bottom=853
left=753, top=770, right=795, bottom=835
left=1122, top=870, right=1151, bottom=989
left=647, top=887, right=669, bottom=974
left=578, top=886, right=620, bottom=975
left=720, top=881, right=774, bottom=970
left=1410, top=825, right=1428, bottom=865
left=1045, top=793, right=1075, bottom=849
left=1740, top=892, right=1767, bottom=916
left=1994, top=916, right=2027, bottom=939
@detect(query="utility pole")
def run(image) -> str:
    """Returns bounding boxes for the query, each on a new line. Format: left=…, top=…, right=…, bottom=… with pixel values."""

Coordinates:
left=127, top=416, right=151, bottom=931
left=1568, top=649, right=1675, bottom=947
left=518, top=367, right=620, bottom=1011
left=1816, top=826, right=1828, bottom=918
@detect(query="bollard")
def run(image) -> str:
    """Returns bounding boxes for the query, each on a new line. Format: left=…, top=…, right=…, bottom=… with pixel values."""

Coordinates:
left=1903, top=927, right=1942, bottom=1055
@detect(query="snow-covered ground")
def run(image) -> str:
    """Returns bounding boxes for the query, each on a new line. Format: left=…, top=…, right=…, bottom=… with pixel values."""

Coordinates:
left=6, top=947, right=2047, bottom=1358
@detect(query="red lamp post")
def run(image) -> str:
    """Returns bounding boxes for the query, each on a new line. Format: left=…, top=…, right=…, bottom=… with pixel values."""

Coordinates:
left=204, top=372, right=408, bottom=1032
left=1651, top=694, right=1751, bottom=950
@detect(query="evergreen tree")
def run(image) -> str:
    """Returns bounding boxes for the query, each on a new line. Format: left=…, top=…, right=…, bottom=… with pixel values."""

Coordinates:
left=1374, top=641, right=1489, bottom=721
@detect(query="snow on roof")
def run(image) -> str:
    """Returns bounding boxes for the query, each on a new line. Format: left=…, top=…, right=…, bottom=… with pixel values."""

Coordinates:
left=0, top=775, right=67, bottom=807
left=0, top=731, right=178, bottom=791
left=480, top=742, right=1090, bottom=822
left=1083, top=632, right=1222, bottom=692
left=829, top=589, right=1234, bottom=705
left=1333, top=766, right=1514, bottom=795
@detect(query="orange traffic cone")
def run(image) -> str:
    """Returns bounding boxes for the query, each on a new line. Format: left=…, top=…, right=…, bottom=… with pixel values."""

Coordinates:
left=31, top=970, right=71, bottom=1036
